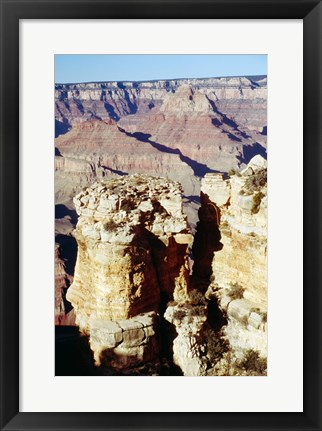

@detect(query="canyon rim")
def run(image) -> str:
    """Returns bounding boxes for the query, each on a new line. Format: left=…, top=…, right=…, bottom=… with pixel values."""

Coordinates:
left=55, top=55, right=267, bottom=376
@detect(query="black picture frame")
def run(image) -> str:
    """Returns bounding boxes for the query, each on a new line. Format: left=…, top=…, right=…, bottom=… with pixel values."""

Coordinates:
left=1, top=0, right=321, bottom=430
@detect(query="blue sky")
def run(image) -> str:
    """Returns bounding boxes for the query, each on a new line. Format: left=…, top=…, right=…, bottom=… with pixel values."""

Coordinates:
left=55, top=54, right=267, bottom=84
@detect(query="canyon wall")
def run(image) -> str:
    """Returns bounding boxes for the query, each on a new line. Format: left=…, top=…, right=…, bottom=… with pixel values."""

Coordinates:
left=55, top=76, right=267, bottom=209
left=55, top=76, right=267, bottom=132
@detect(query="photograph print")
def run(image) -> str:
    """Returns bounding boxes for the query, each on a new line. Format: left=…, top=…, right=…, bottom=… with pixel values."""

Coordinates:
left=54, top=54, right=267, bottom=376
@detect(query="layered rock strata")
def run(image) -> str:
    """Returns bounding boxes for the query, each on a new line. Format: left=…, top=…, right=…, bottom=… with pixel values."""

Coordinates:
left=66, top=175, right=193, bottom=369
left=198, top=155, right=267, bottom=370
left=55, top=76, right=267, bottom=132
left=55, top=76, right=267, bottom=209
left=164, top=300, right=209, bottom=376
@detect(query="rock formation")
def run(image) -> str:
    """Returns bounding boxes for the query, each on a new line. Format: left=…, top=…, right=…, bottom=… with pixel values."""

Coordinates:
left=195, top=155, right=268, bottom=374
left=66, top=175, right=193, bottom=370
left=64, top=163, right=267, bottom=375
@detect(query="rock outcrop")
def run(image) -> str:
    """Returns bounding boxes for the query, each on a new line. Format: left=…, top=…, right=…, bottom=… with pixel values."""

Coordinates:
left=196, top=155, right=267, bottom=373
left=164, top=299, right=209, bottom=376
left=66, top=175, right=193, bottom=370
left=62, top=166, right=267, bottom=375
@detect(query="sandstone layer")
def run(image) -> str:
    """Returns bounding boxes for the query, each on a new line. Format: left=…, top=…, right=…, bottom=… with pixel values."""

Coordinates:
left=197, top=155, right=268, bottom=371
left=66, top=175, right=193, bottom=369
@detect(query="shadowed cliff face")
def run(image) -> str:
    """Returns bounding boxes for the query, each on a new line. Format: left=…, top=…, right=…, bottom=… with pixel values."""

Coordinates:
left=191, top=194, right=223, bottom=294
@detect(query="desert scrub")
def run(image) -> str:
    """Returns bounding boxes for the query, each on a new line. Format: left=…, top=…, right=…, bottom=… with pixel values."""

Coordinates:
left=228, top=283, right=245, bottom=300
left=237, top=349, right=267, bottom=375
left=212, top=349, right=267, bottom=376
left=251, top=192, right=265, bottom=214
left=245, top=168, right=267, bottom=193
left=103, top=219, right=118, bottom=231
left=206, top=329, right=229, bottom=364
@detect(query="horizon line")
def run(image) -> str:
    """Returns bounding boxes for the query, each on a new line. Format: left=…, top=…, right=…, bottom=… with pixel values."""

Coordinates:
left=55, top=74, right=267, bottom=86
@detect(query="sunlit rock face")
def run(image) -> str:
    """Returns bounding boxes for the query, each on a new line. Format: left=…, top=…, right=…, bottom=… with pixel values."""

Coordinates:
left=66, top=175, right=193, bottom=369
left=55, top=76, right=267, bottom=133
left=200, top=155, right=267, bottom=361
left=55, top=76, right=267, bottom=206
left=164, top=301, right=209, bottom=376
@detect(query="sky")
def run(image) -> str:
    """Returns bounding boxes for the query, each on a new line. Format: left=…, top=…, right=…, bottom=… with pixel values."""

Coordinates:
left=55, top=54, right=267, bottom=84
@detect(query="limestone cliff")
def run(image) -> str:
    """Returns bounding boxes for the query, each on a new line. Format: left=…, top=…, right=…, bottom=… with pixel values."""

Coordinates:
left=66, top=175, right=193, bottom=370
left=64, top=166, right=267, bottom=375
left=195, top=155, right=267, bottom=374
